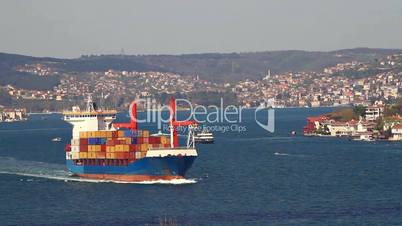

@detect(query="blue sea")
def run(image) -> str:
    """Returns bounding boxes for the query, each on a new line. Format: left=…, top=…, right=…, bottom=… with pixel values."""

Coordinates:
left=0, top=108, right=401, bottom=225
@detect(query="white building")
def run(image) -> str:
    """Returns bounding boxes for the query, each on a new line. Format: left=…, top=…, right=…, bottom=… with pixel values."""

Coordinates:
left=365, top=106, right=384, bottom=121
left=390, top=124, right=402, bottom=141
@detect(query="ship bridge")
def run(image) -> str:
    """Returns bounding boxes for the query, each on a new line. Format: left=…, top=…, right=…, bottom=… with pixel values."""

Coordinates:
left=63, top=97, right=117, bottom=138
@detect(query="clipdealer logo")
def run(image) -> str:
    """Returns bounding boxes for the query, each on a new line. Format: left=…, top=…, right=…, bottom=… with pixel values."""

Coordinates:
left=129, top=98, right=275, bottom=133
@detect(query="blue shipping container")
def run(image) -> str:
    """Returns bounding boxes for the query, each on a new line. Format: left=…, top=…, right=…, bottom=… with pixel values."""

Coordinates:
left=100, top=138, right=107, bottom=145
left=88, top=138, right=98, bottom=145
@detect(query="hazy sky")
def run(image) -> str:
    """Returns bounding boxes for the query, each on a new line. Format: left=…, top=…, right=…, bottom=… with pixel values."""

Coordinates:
left=0, top=0, right=402, bottom=58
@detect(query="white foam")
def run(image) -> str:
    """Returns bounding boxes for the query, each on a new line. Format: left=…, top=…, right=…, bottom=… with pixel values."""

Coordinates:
left=274, top=152, right=290, bottom=156
left=132, top=178, right=198, bottom=185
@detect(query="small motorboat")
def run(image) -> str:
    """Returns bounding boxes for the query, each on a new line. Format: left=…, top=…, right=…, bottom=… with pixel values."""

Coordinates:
left=194, top=129, right=214, bottom=144
left=150, top=131, right=169, bottom=136
left=52, top=137, right=62, bottom=142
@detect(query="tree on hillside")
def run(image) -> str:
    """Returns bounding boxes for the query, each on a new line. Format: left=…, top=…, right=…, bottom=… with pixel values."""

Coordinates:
left=353, top=105, right=366, bottom=118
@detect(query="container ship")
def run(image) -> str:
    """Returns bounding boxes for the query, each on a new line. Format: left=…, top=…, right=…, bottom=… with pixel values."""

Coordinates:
left=63, top=97, right=198, bottom=182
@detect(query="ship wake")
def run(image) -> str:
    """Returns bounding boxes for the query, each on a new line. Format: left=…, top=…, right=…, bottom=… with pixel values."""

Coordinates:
left=0, top=157, right=198, bottom=185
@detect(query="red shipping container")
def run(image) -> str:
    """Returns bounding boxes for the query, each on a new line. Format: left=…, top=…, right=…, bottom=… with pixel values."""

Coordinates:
left=101, top=145, right=106, bottom=152
left=115, top=152, right=129, bottom=159
left=80, top=138, right=88, bottom=145
left=80, top=145, right=88, bottom=152
left=128, top=152, right=136, bottom=160
left=150, top=137, right=161, bottom=144
left=107, top=139, right=118, bottom=145
left=164, top=144, right=170, bottom=148
left=143, top=137, right=149, bottom=144
left=137, top=137, right=143, bottom=144
left=129, top=144, right=137, bottom=151
left=112, top=131, right=118, bottom=138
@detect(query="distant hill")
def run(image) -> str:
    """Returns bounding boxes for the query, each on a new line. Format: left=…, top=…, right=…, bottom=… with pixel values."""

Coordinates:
left=0, top=48, right=401, bottom=89
left=0, top=53, right=61, bottom=90
left=134, top=48, right=402, bottom=82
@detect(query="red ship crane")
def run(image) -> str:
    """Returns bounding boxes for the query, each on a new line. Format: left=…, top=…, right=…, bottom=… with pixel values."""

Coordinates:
left=112, top=101, right=138, bottom=131
left=113, top=97, right=198, bottom=148
left=169, top=97, right=198, bottom=148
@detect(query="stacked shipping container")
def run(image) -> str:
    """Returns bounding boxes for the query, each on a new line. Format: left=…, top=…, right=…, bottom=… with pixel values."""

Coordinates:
left=68, top=130, right=170, bottom=165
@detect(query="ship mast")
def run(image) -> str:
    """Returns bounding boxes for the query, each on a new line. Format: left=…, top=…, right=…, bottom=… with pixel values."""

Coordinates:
left=86, top=95, right=97, bottom=112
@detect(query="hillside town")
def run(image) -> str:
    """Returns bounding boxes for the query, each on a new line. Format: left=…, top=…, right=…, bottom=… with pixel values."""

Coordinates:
left=0, top=54, right=402, bottom=111
left=0, top=107, right=27, bottom=122
left=303, top=101, right=402, bottom=141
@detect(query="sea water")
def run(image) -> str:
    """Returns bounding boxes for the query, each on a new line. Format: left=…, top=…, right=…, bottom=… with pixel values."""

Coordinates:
left=0, top=108, right=401, bottom=225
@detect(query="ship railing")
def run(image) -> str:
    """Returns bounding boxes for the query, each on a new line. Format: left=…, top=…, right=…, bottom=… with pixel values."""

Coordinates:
left=148, top=147, right=195, bottom=150
left=63, top=110, right=117, bottom=115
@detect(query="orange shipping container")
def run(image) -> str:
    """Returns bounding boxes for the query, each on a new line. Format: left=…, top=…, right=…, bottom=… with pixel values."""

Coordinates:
left=106, top=146, right=115, bottom=152
left=96, top=152, right=106, bottom=159
left=88, top=131, right=96, bottom=138
left=115, top=152, right=131, bottom=159
left=118, top=130, right=125, bottom=137
left=115, top=145, right=130, bottom=152
left=106, top=153, right=115, bottom=159
left=143, top=130, right=149, bottom=137
left=79, top=152, right=88, bottom=159
left=160, top=136, right=168, bottom=144
left=88, top=152, right=97, bottom=159
left=100, top=131, right=107, bottom=138
left=106, top=131, right=113, bottom=138
left=140, top=144, right=149, bottom=152
left=79, top=132, right=88, bottom=139
left=88, top=145, right=101, bottom=152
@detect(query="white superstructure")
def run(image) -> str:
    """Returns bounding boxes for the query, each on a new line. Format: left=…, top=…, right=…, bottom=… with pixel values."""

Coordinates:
left=63, top=97, right=116, bottom=139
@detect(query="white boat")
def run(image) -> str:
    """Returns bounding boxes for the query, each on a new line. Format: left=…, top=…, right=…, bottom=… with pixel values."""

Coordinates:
left=150, top=131, right=170, bottom=137
left=194, top=129, right=214, bottom=144
left=52, top=137, right=62, bottom=142
left=352, top=137, right=375, bottom=142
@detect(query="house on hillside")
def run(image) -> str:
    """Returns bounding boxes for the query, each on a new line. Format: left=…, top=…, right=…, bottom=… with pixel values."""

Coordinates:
left=365, top=105, right=384, bottom=121
left=303, top=116, right=329, bottom=135
left=390, top=124, right=402, bottom=141
left=327, top=120, right=358, bottom=137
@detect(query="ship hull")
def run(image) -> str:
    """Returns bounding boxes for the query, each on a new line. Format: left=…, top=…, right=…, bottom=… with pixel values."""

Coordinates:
left=76, top=174, right=184, bottom=181
left=66, top=155, right=196, bottom=182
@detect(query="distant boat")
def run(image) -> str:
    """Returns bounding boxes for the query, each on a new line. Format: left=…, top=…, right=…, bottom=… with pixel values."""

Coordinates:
left=352, top=137, right=375, bottom=142
left=150, top=131, right=169, bottom=137
left=194, top=129, right=214, bottom=144
left=52, top=137, right=62, bottom=142
left=291, top=130, right=297, bottom=135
